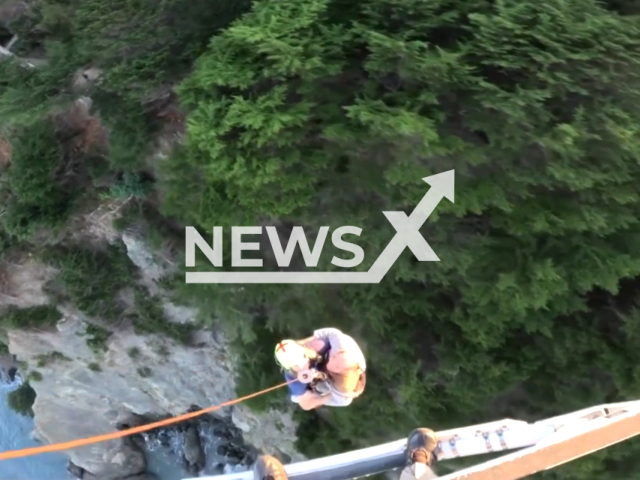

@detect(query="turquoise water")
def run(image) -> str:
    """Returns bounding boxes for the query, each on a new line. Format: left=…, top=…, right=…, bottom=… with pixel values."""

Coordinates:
left=0, top=380, right=183, bottom=480
left=0, top=383, right=72, bottom=480
left=0, top=380, right=241, bottom=480
left=145, top=434, right=188, bottom=480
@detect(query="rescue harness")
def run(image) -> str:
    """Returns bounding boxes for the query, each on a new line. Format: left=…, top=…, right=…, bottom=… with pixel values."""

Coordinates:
left=297, top=348, right=366, bottom=399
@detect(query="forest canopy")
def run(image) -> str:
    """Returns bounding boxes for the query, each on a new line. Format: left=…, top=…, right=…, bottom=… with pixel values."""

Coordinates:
left=164, top=0, right=640, bottom=476
left=2, top=0, right=640, bottom=478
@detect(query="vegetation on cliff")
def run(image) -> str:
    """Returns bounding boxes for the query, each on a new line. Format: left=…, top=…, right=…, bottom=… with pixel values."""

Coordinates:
left=2, top=0, right=640, bottom=478
left=7, top=383, right=36, bottom=417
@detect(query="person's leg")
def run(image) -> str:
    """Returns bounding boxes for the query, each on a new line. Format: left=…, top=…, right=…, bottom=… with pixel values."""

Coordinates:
left=254, top=455, right=288, bottom=480
left=398, top=428, right=439, bottom=480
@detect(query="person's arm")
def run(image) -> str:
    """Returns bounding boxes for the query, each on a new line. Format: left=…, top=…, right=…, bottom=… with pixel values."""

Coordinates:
left=315, top=329, right=366, bottom=373
left=312, top=328, right=343, bottom=344
left=296, top=389, right=331, bottom=410
left=296, top=328, right=344, bottom=346
left=295, top=335, right=316, bottom=346
left=295, top=335, right=327, bottom=355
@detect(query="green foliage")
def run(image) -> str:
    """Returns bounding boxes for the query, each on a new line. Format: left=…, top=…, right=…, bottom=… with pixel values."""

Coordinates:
left=69, top=0, right=253, bottom=98
left=153, top=343, right=170, bottom=358
left=0, top=305, right=62, bottom=330
left=7, top=383, right=36, bottom=417
left=164, top=0, right=640, bottom=477
left=24, top=0, right=253, bottom=170
left=35, top=351, right=71, bottom=367
left=89, top=92, right=158, bottom=171
left=43, top=242, right=196, bottom=345
left=105, top=172, right=153, bottom=200
left=0, top=120, right=74, bottom=240
left=44, top=244, right=136, bottom=322
left=127, top=347, right=141, bottom=359
left=131, top=286, right=196, bottom=345
left=0, top=231, right=14, bottom=259
left=88, top=362, right=102, bottom=372
left=85, top=324, right=112, bottom=353
left=0, top=0, right=254, bottom=177
left=28, top=371, right=43, bottom=382
left=232, top=315, right=291, bottom=412
left=0, top=45, right=80, bottom=126
left=137, top=366, right=152, bottom=377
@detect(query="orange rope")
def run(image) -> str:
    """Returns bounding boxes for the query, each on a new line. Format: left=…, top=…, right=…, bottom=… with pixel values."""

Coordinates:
left=0, top=380, right=294, bottom=461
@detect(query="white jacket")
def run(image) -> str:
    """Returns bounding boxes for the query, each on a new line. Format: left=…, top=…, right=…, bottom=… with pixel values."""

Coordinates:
left=312, top=327, right=366, bottom=406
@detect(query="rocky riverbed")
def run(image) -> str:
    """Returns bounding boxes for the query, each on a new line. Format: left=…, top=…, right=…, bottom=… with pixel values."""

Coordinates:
left=6, top=314, right=301, bottom=479
left=64, top=408, right=263, bottom=480
left=0, top=218, right=304, bottom=480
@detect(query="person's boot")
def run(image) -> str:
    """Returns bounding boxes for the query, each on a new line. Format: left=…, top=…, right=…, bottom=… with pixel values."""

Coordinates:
left=254, top=455, right=288, bottom=480
left=405, top=428, right=438, bottom=467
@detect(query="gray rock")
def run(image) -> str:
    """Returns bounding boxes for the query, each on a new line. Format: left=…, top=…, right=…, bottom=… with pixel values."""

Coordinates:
left=72, top=68, right=103, bottom=93
left=124, top=473, right=159, bottom=480
left=274, top=448, right=292, bottom=465
left=124, top=434, right=148, bottom=460
left=0, top=259, right=56, bottom=309
left=240, top=444, right=260, bottom=467
left=115, top=411, right=149, bottom=430
left=183, top=424, right=205, bottom=473
left=66, top=461, right=99, bottom=480
left=67, top=461, right=84, bottom=478
left=217, top=443, right=247, bottom=464
left=122, top=232, right=165, bottom=284
left=4, top=235, right=303, bottom=478
left=211, top=414, right=243, bottom=443
left=0, top=354, right=18, bottom=383
left=156, top=429, right=173, bottom=448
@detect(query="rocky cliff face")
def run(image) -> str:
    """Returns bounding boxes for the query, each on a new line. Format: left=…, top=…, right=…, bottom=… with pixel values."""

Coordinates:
left=1, top=225, right=303, bottom=479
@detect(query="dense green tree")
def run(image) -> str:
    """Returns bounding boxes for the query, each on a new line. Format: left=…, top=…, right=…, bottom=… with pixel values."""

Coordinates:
left=0, top=119, right=75, bottom=239
left=0, top=0, right=253, bottom=241
left=65, top=0, right=254, bottom=169
left=161, top=0, right=640, bottom=478
left=0, top=0, right=253, bottom=168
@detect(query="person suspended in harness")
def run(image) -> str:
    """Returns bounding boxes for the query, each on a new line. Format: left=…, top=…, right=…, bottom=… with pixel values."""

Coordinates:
left=274, top=327, right=366, bottom=410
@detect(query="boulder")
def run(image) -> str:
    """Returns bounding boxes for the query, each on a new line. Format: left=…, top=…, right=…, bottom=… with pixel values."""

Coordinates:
left=182, top=424, right=205, bottom=473
left=0, top=354, right=18, bottom=383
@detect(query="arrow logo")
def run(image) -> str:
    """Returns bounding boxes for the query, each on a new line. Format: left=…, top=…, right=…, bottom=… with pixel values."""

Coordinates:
left=368, top=169, right=454, bottom=281
left=186, top=170, right=455, bottom=284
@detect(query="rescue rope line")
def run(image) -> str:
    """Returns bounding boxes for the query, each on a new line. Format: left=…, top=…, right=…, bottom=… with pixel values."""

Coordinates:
left=0, top=380, right=294, bottom=461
